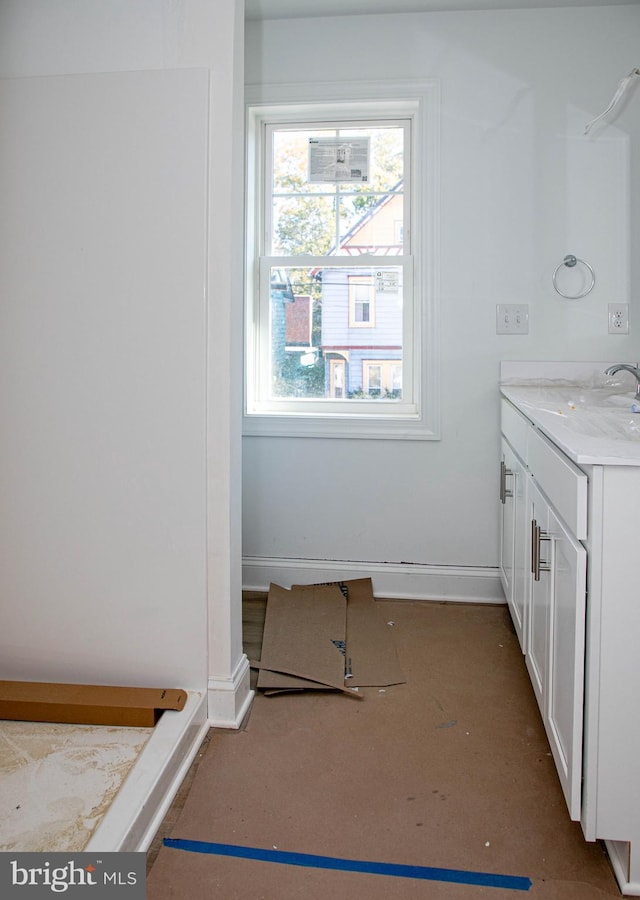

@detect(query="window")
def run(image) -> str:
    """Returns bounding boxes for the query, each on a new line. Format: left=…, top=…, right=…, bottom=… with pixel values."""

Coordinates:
left=245, top=80, right=440, bottom=439
left=348, top=275, right=375, bottom=327
left=363, top=360, right=403, bottom=397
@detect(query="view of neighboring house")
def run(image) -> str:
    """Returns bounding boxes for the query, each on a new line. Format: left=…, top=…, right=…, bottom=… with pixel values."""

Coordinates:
left=320, top=188, right=404, bottom=399
left=271, top=186, right=405, bottom=400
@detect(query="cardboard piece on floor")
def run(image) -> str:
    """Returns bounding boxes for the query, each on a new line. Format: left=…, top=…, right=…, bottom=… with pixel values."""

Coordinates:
left=341, top=577, right=405, bottom=687
left=250, top=658, right=362, bottom=699
left=256, top=578, right=405, bottom=694
left=0, top=680, right=187, bottom=727
left=257, top=583, right=346, bottom=693
left=294, top=578, right=405, bottom=687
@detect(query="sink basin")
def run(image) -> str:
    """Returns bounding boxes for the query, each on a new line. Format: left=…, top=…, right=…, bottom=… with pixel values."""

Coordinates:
left=560, top=407, right=640, bottom=440
left=519, top=386, right=634, bottom=410
left=510, top=386, right=640, bottom=440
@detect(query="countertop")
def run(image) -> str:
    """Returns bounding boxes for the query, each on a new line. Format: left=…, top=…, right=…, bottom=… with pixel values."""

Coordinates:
left=499, top=362, right=640, bottom=468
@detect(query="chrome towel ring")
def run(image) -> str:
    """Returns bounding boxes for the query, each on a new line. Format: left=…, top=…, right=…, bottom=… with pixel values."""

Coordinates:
left=552, top=254, right=595, bottom=299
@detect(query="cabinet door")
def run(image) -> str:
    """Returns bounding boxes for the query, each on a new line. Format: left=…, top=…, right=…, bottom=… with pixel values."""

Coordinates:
left=527, top=482, right=586, bottom=821
left=500, top=439, right=528, bottom=651
left=512, top=452, right=529, bottom=652
left=499, top=439, right=516, bottom=606
left=546, top=505, right=586, bottom=821
left=526, top=481, right=550, bottom=716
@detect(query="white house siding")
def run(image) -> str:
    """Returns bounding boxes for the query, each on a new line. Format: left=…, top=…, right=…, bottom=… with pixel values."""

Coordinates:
left=321, top=267, right=403, bottom=394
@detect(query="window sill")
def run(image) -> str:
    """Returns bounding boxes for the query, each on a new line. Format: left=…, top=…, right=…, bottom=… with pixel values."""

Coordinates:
left=242, top=410, right=440, bottom=441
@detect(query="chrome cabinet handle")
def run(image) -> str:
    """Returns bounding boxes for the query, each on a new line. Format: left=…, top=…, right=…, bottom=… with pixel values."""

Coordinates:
left=531, top=519, right=551, bottom=581
left=500, top=460, right=513, bottom=504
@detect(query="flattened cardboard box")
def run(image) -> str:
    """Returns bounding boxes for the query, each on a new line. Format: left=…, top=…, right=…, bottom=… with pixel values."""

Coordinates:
left=335, top=577, right=405, bottom=687
left=0, top=681, right=187, bottom=727
left=256, top=583, right=347, bottom=693
left=256, top=577, right=405, bottom=693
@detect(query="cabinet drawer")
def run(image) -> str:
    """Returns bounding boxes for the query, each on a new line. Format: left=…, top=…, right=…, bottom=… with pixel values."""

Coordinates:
left=528, top=427, right=587, bottom=539
left=501, top=398, right=529, bottom=461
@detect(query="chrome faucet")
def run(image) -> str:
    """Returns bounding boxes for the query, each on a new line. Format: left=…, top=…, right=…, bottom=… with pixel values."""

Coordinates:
left=604, top=363, right=640, bottom=400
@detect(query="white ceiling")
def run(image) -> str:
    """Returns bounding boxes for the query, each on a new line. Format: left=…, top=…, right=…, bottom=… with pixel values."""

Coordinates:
left=245, top=0, right=639, bottom=21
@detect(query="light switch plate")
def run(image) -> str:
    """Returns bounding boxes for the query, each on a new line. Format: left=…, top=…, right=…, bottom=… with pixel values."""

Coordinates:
left=496, top=304, right=529, bottom=334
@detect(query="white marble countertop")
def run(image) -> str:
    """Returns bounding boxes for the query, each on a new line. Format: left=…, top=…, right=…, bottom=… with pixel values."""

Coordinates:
left=500, top=361, right=640, bottom=467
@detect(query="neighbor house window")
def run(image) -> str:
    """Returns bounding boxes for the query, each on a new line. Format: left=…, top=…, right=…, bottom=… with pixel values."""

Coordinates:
left=244, top=80, right=440, bottom=439
left=348, top=275, right=375, bottom=327
left=363, top=360, right=403, bottom=397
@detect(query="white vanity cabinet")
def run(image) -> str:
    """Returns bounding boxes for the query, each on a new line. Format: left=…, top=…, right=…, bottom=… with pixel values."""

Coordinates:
left=500, top=399, right=587, bottom=821
left=500, top=386, right=640, bottom=895
left=499, top=363, right=640, bottom=895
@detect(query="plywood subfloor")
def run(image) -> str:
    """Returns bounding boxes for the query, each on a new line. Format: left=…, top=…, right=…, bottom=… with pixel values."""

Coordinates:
left=147, top=596, right=621, bottom=899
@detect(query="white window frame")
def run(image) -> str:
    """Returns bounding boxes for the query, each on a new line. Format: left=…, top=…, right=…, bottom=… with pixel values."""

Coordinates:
left=244, top=79, right=440, bottom=440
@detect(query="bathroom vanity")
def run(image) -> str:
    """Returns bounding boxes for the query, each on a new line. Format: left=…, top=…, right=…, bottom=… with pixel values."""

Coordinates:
left=499, top=362, right=640, bottom=897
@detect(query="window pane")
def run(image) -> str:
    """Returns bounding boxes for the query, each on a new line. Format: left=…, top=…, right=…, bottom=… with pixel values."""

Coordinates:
left=272, top=130, right=332, bottom=194
left=270, top=123, right=405, bottom=257
left=272, top=196, right=335, bottom=255
left=344, top=127, right=404, bottom=192
left=338, top=193, right=404, bottom=255
left=367, top=365, right=382, bottom=391
left=268, top=264, right=402, bottom=401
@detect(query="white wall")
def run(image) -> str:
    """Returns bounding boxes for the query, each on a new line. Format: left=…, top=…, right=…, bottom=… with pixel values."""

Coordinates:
left=243, top=5, right=640, bottom=593
left=0, top=0, right=247, bottom=710
left=0, top=67, right=209, bottom=688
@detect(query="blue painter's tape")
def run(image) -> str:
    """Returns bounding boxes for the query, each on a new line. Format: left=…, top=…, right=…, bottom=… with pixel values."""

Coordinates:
left=163, top=838, right=531, bottom=892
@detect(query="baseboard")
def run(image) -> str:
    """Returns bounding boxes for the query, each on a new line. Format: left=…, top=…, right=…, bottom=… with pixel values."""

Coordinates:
left=207, top=653, right=254, bottom=729
left=242, top=557, right=505, bottom=604
left=606, top=840, right=640, bottom=896
left=85, top=690, right=209, bottom=852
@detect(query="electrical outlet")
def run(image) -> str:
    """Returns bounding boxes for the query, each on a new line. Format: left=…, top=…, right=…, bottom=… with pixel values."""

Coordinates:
left=496, top=304, right=529, bottom=334
left=608, top=303, right=629, bottom=334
